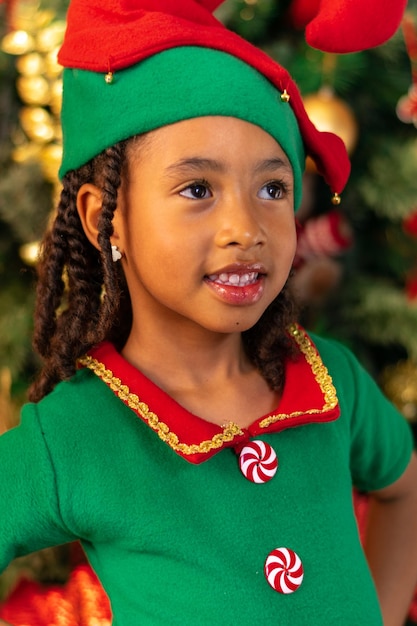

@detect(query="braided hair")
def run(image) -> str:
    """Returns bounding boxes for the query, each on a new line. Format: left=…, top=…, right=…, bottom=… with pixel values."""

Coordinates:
left=29, top=140, right=131, bottom=402
left=29, top=137, right=298, bottom=403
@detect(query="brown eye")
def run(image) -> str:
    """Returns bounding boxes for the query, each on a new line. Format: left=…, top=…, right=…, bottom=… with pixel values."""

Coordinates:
left=180, top=182, right=211, bottom=199
left=258, top=182, right=285, bottom=200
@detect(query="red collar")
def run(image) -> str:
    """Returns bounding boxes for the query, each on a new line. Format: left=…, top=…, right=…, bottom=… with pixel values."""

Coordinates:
left=79, top=324, right=340, bottom=464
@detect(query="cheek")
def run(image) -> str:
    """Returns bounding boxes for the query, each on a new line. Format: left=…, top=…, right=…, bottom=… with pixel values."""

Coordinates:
left=288, top=225, right=298, bottom=255
left=271, top=217, right=297, bottom=255
left=124, top=221, right=191, bottom=278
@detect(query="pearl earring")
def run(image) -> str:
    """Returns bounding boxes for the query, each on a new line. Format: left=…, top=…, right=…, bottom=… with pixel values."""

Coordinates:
left=111, top=245, right=122, bottom=262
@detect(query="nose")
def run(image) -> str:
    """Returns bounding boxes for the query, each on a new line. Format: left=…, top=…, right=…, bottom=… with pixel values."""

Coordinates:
left=214, top=194, right=265, bottom=250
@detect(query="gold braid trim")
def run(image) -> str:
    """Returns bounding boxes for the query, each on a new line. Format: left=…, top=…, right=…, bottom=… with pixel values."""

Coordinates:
left=78, top=355, right=244, bottom=455
left=259, top=324, right=338, bottom=428
left=78, top=324, right=338, bottom=455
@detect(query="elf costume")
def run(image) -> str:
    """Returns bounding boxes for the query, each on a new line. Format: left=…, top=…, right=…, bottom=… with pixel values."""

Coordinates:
left=0, top=0, right=413, bottom=623
left=0, top=327, right=412, bottom=624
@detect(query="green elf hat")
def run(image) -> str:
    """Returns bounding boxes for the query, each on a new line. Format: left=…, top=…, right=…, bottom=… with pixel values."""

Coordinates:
left=56, top=0, right=405, bottom=207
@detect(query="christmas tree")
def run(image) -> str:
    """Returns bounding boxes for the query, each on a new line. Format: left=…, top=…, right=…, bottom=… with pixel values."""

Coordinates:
left=1, top=0, right=417, bottom=622
left=1, top=0, right=417, bottom=418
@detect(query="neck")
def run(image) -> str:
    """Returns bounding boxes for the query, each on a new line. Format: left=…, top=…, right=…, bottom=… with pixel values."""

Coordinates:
left=122, top=322, right=251, bottom=393
left=121, top=316, right=279, bottom=428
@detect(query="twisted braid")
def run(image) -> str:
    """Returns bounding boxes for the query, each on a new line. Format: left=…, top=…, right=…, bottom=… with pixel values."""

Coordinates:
left=243, top=282, right=299, bottom=392
left=29, top=141, right=130, bottom=402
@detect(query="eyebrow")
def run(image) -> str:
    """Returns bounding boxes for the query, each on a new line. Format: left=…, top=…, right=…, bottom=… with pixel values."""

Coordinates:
left=253, top=157, right=293, bottom=176
left=164, top=156, right=293, bottom=177
left=164, top=157, right=225, bottom=177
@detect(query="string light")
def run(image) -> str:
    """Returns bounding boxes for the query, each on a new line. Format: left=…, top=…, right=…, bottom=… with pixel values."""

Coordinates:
left=1, top=1, right=64, bottom=188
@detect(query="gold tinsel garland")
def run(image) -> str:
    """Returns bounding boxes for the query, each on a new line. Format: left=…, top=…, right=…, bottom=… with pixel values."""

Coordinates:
left=1, top=0, right=64, bottom=265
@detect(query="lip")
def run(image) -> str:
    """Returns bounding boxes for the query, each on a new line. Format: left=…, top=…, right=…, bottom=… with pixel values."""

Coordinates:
left=204, top=263, right=266, bottom=305
left=207, top=262, right=267, bottom=276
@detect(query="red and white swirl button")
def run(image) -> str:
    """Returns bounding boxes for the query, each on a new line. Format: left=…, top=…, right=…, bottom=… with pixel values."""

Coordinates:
left=238, top=440, right=278, bottom=483
left=264, top=547, right=304, bottom=594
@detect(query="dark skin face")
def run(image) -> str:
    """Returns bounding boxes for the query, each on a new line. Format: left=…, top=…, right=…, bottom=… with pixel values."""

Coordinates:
left=76, top=116, right=296, bottom=426
left=114, top=117, right=295, bottom=341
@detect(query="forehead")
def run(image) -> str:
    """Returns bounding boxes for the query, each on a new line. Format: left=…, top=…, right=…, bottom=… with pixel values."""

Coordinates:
left=127, top=116, right=293, bottom=172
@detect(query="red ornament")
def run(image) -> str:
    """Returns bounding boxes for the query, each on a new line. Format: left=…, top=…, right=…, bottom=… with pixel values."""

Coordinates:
left=397, top=14, right=417, bottom=125
left=294, top=210, right=353, bottom=269
left=406, top=274, right=417, bottom=301
left=403, top=211, right=417, bottom=238
left=0, top=565, right=112, bottom=624
left=396, top=85, right=417, bottom=125
left=0, top=0, right=19, bottom=30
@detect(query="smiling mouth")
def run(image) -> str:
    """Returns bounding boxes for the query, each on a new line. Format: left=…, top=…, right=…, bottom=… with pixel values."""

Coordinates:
left=207, top=272, right=260, bottom=287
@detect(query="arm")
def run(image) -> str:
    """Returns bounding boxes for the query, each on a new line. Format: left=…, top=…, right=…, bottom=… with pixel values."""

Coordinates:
left=0, top=405, right=76, bottom=574
left=365, top=451, right=417, bottom=626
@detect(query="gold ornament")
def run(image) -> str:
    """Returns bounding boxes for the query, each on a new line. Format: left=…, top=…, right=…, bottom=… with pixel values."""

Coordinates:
left=49, top=79, right=63, bottom=116
left=11, top=0, right=41, bottom=31
left=1, top=30, right=34, bottom=55
left=12, top=142, right=43, bottom=163
left=44, top=47, right=62, bottom=79
left=0, top=3, right=66, bottom=269
left=36, top=20, right=66, bottom=53
left=40, top=143, right=63, bottom=183
left=19, top=106, right=54, bottom=142
left=16, top=52, right=45, bottom=76
left=1, top=6, right=65, bottom=219
left=17, top=75, right=50, bottom=105
left=0, top=368, right=18, bottom=434
left=381, top=360, right=417, bottom=422
left=303, top=87, right=359, bottom=173
left=19, top=241, right=40, bottom=266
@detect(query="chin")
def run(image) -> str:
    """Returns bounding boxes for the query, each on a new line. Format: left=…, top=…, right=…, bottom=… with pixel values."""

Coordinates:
left=209, top=314, right=264, bottom=334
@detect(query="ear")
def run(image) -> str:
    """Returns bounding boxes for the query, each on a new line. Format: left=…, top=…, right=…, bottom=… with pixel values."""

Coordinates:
left=76, top=183, right=105, bottom=251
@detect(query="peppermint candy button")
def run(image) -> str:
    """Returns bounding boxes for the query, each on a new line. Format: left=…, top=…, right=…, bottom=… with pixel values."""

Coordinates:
left=239, top=440, right=278, bottom=483
left=264, top=547, right=304, bottom=594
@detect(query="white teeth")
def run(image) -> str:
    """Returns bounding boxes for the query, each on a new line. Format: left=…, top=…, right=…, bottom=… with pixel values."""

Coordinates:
left=229, top=274, right=240, bottom=285
left=208, top=272, right=259, bottom=287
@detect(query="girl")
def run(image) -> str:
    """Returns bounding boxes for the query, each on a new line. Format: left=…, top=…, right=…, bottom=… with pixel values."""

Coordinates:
left=1, top=1, right=417, bottom=624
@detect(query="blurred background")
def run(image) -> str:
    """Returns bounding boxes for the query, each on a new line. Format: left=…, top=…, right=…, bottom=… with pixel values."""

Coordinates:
left=1, top=0, right=417, bottom=622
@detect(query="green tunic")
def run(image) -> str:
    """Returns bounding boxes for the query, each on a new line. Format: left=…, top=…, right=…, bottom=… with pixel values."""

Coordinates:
left=0, top=328, right=412, bottom=624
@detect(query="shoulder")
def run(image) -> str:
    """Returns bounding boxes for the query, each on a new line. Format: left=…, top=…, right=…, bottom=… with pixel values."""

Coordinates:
left=307, top=330, right=361, bottom=375
left=290, top=327, right=367, bottom=403
left=303, top=329, right=413, bottom=490
left=22, top=367, right=123, bottom=437
left=301, top=328, right=405, bottom=425
left=31, top=367, right=106, bottom=409
left=305, top=330, right=376, bottom=402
